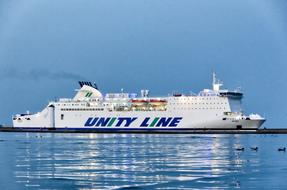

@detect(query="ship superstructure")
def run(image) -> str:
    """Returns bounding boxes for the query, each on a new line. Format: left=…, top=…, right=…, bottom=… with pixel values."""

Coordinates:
left=12, top=73, right=265, bottom=131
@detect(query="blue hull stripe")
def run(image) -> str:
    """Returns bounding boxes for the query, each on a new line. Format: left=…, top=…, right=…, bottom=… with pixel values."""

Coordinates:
left=12, top=127, right=255, bottom=131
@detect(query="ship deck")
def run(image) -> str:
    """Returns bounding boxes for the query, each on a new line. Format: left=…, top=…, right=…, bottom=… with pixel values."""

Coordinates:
left=0, top=126, right=287, bottom=134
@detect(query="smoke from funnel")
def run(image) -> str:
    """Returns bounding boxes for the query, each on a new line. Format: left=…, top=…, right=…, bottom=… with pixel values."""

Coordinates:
left=0, top=67, right=87, bottom=81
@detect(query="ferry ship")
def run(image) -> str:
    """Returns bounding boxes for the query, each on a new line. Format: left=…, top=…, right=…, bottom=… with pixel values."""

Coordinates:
left=12, top=73, right=265, bottom=131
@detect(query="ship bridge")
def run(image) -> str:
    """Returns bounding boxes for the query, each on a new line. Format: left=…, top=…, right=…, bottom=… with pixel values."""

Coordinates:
left=212, top=72, right=243, bottom=112
left=219, top=90, right=243, bottom=99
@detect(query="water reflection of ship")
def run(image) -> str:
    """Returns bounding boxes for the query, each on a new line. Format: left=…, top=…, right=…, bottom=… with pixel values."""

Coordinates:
left=14, top=134, right=257, bottom=188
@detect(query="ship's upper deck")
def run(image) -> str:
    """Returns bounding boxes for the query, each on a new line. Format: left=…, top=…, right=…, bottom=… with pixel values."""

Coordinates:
left=51, top=73, right=242, bottom=113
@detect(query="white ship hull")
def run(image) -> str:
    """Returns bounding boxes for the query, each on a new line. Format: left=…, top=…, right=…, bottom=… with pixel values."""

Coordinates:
left=12, top=74, right=266, bottom=131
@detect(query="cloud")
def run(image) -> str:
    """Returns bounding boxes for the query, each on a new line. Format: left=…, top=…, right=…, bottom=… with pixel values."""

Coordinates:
left=0, top=67, right=87, bottom=81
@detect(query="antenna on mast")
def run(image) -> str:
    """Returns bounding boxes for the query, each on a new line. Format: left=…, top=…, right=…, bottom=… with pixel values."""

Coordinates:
left=212, top=71, right=216, bottom=86
left=212, top=71, right=223, bottom=91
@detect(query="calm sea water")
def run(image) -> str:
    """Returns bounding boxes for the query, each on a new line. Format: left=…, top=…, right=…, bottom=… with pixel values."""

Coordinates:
left=0, top=133, right=287, bottom=189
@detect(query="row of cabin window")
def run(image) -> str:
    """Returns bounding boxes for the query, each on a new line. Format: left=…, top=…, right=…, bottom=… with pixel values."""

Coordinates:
left=61, top=108, right=104, bottom=111
left=171, top=107, right=227, bottom=110
left=61, top=114, right=94, bottom=118
left=170, top=102, right=227, bottom=105
left=171, top=97, right=220, bottom=101
left=58, top=104, right=86, bottom=106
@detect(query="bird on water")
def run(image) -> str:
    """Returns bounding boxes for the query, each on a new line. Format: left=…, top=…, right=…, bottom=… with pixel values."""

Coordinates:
left=250, top=147, right=258, bottom=151
left=236, top=147, right=244, bottom=151
left=278, top=147, right=286, bottom=152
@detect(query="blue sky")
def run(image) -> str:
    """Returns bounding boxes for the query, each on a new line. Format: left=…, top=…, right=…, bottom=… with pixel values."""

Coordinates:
left=0, top=0, right=287, bottom=127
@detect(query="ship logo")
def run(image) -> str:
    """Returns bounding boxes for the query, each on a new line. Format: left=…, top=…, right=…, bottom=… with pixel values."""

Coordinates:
left=84, top=117, right=183, bottom=127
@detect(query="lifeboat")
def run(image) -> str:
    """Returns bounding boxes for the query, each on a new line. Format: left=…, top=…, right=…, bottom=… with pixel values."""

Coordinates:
left=149, top=99, right=167, bottom=106
left=150, top=99, right=167, bottom=103
left=131, top=99, right=149, bottom=106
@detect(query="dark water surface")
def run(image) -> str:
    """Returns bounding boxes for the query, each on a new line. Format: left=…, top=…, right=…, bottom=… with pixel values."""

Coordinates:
left=0, top=133, right=287, bottom=189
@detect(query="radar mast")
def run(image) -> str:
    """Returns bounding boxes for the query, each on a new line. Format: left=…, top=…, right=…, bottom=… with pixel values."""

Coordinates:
left=212, top=72, right=223, bottom=91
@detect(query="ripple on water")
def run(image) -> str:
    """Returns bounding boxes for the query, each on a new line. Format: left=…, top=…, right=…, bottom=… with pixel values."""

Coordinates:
left=0, top=133, right=287, bottom=189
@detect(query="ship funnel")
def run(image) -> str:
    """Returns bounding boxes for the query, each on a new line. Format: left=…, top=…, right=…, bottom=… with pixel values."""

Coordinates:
left=78, top=81, right=98, bottom=89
